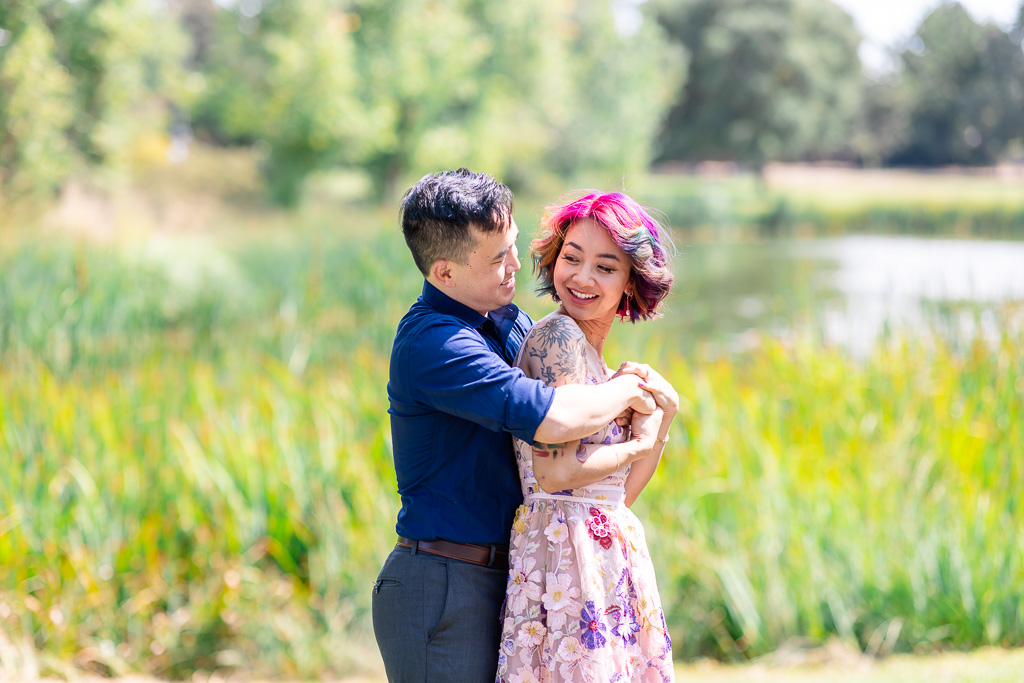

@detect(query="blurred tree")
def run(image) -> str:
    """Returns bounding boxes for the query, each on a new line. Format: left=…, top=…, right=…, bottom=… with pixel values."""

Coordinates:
left=0, top=0, right=186, bottom=201
left=194, top=0, right=678, bottom=204
left=350, top=0, right=680, bottom=199
left=846, top=75, right=913, bottom=167
left=192, top=0, right=373, bottom=206
left=53, top=0, right=187, bottom=169
left=0, top=5, right=76, bottom=199
left=886, top=2, right=1024, bottom=166
left=543, top=1, right=684, bottom=184
left=347, top=0, right=525, bottom=199
left=651, top=0, right=863, bottom=170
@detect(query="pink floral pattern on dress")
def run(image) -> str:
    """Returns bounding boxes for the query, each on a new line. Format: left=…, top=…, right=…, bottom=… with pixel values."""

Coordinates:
left=585, top=507, right=615, bottom=549
left=496, top=315, right=674, bottom=683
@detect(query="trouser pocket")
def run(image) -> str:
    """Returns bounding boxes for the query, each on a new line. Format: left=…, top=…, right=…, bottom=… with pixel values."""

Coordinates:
left=372, top=577, right=400, bottom=594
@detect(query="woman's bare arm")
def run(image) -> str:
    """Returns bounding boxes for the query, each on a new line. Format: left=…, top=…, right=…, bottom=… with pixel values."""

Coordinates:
left=622, top=367, right=678, bottom=506
left=536, top=409, right=662, bottom=493
left=623, top=410, right=669, bottom=506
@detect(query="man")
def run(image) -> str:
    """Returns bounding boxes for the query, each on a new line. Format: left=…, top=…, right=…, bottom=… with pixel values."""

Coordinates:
left=372, top=169, right=659, bottom=681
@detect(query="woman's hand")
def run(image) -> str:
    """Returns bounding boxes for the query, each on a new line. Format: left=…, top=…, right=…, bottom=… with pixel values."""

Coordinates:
left=612, top=361, right=660, bottom=414
left=612, top=361, right=648, bottom=381
left=630, top=407, right=664, bottom=451
left=640, top=367, right=679, bottom=416
left=615, top=363, right=679, bottom=418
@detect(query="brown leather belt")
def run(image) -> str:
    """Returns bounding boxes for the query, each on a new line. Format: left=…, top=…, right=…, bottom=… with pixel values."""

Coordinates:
left=397, top=536, right=509, bottom=571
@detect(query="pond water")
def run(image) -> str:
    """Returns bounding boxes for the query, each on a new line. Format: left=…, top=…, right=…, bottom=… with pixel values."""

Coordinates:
left=612, top=235, right=1024, bottom=357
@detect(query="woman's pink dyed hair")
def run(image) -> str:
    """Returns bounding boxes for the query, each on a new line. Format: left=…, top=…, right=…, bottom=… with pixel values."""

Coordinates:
left=531, top=191, right=674, bottom=322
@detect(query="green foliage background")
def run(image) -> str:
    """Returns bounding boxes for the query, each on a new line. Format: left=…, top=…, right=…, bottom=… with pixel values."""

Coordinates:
left=2, top=0, right=1024, bottom=678
left=2, top=215, right=1024, bottom=676
left=2, top=0, right=1023, bottom=206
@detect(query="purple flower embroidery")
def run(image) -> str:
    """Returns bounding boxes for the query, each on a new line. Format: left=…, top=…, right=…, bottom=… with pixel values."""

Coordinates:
left=611, top=569, right=640, bottom=644
left=579, top=600, right=607, bottom=650
left=615, top=568, right=639, bottom=608
left=612, top=608, right=640, bottom=645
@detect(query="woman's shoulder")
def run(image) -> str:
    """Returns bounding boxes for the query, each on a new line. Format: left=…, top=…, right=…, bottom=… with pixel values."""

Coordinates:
left=523, top=310, right=586, bottom=350
left=519, top=310, right=588, bottom=385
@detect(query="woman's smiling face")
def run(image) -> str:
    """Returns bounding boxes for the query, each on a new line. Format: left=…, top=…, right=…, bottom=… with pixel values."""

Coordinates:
left=553, top=218, right=631, bottom=324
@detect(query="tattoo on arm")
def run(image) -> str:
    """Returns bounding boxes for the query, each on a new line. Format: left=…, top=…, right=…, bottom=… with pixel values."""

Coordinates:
left=524, top=317, right=589, bottom=460
left=533, top=443, right=563, bottom=459
left=526, top=316, right=588, bottom=389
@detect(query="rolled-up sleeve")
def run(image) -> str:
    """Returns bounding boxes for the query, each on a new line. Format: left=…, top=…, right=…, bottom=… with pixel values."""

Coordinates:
left=404, top=322, right=554, bottom=443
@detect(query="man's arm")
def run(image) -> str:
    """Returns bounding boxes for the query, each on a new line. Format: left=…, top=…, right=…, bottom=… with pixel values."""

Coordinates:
left=533, top=375, right=654, bottom=444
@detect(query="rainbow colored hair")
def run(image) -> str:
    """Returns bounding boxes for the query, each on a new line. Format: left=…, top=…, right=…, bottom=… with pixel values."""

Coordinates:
left=531, top=191, right=674, bottom=322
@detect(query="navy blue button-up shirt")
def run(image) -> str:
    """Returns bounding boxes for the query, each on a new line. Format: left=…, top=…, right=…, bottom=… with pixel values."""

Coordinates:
left=387, top=281, right=555, bottom=544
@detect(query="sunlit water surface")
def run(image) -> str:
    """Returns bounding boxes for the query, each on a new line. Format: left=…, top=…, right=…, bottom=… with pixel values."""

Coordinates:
left=606, top=235, right=1024, bottom=358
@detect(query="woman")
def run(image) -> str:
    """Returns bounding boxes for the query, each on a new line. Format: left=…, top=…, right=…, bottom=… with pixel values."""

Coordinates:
left=496, top=192, right=677, bottom=683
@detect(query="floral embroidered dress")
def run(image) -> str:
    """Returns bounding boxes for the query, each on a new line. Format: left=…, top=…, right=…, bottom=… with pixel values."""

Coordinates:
left=496, top=320, right=674, bottom=683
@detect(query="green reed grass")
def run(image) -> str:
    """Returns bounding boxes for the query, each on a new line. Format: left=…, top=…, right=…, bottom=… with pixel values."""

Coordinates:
left=2, top=229, right=1023, bottom=676
left=1, top=349, right=397, bottom=677
left=631, top=333, right=1024, bottom=661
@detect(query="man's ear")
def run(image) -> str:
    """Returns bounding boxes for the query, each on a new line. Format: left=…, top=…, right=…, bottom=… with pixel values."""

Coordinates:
left=431, top=259, right=456, bottom=288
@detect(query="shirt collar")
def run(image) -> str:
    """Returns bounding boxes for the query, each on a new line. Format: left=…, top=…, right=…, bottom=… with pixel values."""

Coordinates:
left=420, top=280, right=520, bottom=343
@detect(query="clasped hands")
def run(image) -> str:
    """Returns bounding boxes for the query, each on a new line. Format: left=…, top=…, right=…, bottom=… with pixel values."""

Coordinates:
left=612, top=361, right=679, bottom=451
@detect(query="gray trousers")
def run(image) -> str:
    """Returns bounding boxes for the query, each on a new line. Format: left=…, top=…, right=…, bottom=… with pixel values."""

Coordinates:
left=372, top=544, right=507, bottom=682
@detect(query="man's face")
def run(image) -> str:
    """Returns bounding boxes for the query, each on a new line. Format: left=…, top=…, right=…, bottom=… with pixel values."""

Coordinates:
left=448, top=220, right=522, bottom=317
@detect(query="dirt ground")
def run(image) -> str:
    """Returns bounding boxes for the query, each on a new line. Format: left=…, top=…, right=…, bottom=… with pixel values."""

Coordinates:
left=19, top=646, right=1024, bottom=683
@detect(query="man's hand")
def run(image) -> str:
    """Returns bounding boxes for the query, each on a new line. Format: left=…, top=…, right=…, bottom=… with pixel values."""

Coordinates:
left=614, top=406, right=634, bottom=429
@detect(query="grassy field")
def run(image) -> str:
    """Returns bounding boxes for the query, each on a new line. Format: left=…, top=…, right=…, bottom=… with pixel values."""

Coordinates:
left=2, top=164, right=1024, bottom=678
left=637, top=164, right=1024, bottom=240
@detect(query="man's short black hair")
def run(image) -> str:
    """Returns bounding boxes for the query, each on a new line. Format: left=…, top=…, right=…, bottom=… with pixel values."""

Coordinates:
left=399, top=168, right=514, bottom=276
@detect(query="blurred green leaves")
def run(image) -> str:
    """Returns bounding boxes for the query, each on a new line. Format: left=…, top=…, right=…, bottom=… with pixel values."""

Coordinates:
left=888, top=3, right=1024, bottom=166
left=0, top=5, right=75, bottom=197
left=194, top=0, right=369, bottom=205
left=652, top=0, right=863, bottom=168
left=1, top=0, right=680, bottom=207
left=195, top=0, right=681, bottom=203
left=0, top=1, right=186, bottom=201
left=2, top=0, right=1023, bottom=208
